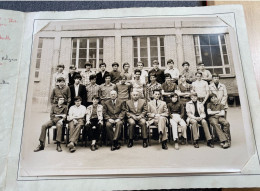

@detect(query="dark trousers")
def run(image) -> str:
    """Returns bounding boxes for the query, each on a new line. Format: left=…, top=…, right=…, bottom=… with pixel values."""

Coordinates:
left=128, top=118, right=147, bottom=139
left=105, top=120, right=123, bottom=141
left=209, top=116, right=231, bottom=142
left=85, top=118, right=102, bottom=141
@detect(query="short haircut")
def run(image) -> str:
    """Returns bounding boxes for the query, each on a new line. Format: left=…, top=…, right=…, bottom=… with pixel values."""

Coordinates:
left=137, top=61, right=144, bottom=66
left=179, top=74, right=186, bottom=78
left=85, top=61, right=92, bottom=68
left=57, top=64, right=65, bottom=69
left=164, top=73, right=172, bottom=78
left=74, top=96, right=82, bottom=102
left=112, top=62, right=119, bottom=67
left=92, top=95, right=100, bottom=101
left=198, top=62, right=204, bottom=66
left=123, top=62, right=130, bottom=68
left=209, top=93, right=218, bottom=100
left=121, top=75, right=127, bottom=80
left=99, top=63, right=106, bottom=67
left=134, top=69, right=142, bottom=75
left=149, top=73, right=157, bottom=78
left=57, top=77, right=65, bottom=82
left=167, top=59, right=174, bottom=64
left=89, top=74, right=97, bottom=81
left=74, top=74, right=82, bottom=80
left=212, top=73, right=220, bottom=78
left=190, top=92, right=198, bottom=97
left=170, top=93, right=179, bottom=98
left=153, top=60, right=159, bottom=65
left=69, top=65, right=76, bottom=70
left=182, top=61, right=190, bottom=67
left=104, top=73, right=111, bottom=79
left=195, top=71, right=203, bottom=76
left=153, top=89, right=161, bottom=94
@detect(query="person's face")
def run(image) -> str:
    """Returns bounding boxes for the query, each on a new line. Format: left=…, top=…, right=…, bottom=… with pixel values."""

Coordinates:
left=70, top=68, right=76, bottom=74
left=105, top=76, right=111, bottom=83
left=168, top=62, right=174, bottom=69
left=124, top=65, right=129, bottom=71
left=213, top=77, right=219, bottom=83
left=75, top=100, right=81, bottom=107
left=153, top=63, right=159, bottom=70
left=132, top=92, right=139, bottom=101
left=135, top=72, right=141, bottom=80
left=150, top=76, right=156, bottom=82
left=59, top=81, right=65, bottom=87
left=74, top=78, right=80, bottom=85
left=171, top=96, right=178, bottom=103
left=199, top=64, right=205, bottom=70
left=183, top=64, right=189, bottom=70
left=165, top=77, right=171, bottom=83
left=112, top=65, right=118, bottom=71
left=191, top=95, right=198, bottom=102
left=93, top=98, right=99, bottom=105
left=121, top=78, right=126, bottom=84
left=90, top=78, right=96, bottom=85
left=58, top=98, right=65, bottom=105
left=58, top=67, right=63, bottom=73
left=100, top=65, right=106, bottom=71
left=110, top=91, right=117, bottom=100
left=86, top=65, right=91, bottom=71
left=153, top=91, right=160, bottom=100
left=137, top=63, right=143, bottom=70
left=210, top=96, right=218, bottom=104
left=180, top=75, right=186, bottom=82
left=196, top=73, right=202, bottom=81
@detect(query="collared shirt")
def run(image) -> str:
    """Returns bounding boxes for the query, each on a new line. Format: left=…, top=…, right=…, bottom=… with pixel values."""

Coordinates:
left=140, top=69, right=148, bottom=84
left=68, top=105, right=87, bottom=119
left=178, top=83, right=192, bottom=93
left=161, top=82, right=177, bottom=92
left=114, top=82, right=131, bottom=100
left=192, top=80, right=209, bottom=98
left=164, top=68, right=180, bottom=79
left=209, top=82, right=228, bottom=107
left=110, top=71, right=122, bottom=84
left=50, top=85, right=71, bottom=104
left=167, top=101, right=184, bottom=118
left=207, top=102, right=225, bottom=119
left=74, top=84, right=79, bottom=96
left=146, top=82, right=162, bottom=101
left=121, top=70, right=133, bottom=81
left=132, top=80, right=145, bottom=98
left=52, top=71, right=68, bottom=88
left=81, top=70, right=95, bottom=85
left=50, top=104, right=68, bottom=121
left=90, top=105, right=98, bottom=119
left=181, top=69, right=195, bottom=83
left=86, top=83, right=100, bottom=102
left=99, top=83, right=116, bottom=100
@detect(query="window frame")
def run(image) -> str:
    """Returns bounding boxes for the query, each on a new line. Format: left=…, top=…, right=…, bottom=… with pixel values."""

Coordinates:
left=34, top=38, right=43, bottom=82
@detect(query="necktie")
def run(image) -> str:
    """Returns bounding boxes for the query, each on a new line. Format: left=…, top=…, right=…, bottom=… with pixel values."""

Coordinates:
left=156, top=100, right=158, bottom=107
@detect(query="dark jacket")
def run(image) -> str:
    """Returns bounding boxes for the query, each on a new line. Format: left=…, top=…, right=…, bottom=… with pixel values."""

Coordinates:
left=69, top=84, right=87, bottom=107
left=96, top=71, right=109, bottom=85
left=68, top=72, right=79, bottom=86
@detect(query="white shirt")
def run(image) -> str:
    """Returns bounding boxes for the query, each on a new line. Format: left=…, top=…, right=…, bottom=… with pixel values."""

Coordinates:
left=164, top=68, right=180, bottom=79
left=133, top=100, right=138, bottom=111
left=68, top=105, right=87, bottom=120
left=192, top=80, right=209, bottom=98
left=140, top=69, right=148, bottom=84
left=74, top=84, right=79, bottom=96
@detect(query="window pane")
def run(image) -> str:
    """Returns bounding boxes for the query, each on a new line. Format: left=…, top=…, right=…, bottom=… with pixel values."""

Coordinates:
left=89, top=59, right=96, bottom=68
left=72, top=49, right=77, bottom=58
left=141, top=58, right=148, bottom=67
left=134, top=58, right=138, bottom=67
left=207, top=68, right=214, bottom=74
left=133, top=37, right=137, bottom=47
left=209, top=35, right=219, bottom=45
left=38, top=38, right=43, bottom=48
left=35, top=71, right=39, bottom=78
left=79, top=49, right=87, bottom=58
left=195, top=46, right=200, bottom=55
left=150, top=47, right=158, bottom=57
left=140, top=48, right=148, bottom=57
left=36, top=59, right=40, bottom=69
left=79, top=39, right=87, bottom=48
left=99, top=49, right=103, bottom=59
left=89, top=49, right=97, bottom=59
left=223, top=55, right=229, bottom=65
left=99, top=38, right=103, bottom=48
left=89, top=38, right=97, bottom=48
left=213, top=68, right=223, bottom=74
left=150, top=37, right=157, bottom=47
left=201, top=46, right=212, bottom=66
left=211, top=46, right=222, bottom=66
left=199, top=35, right=210, bottom=45
left=78, top=59, right=86, bottom=69
left=99, top=59, right=103, bottom=65
left=222, top=45, right=227, bottom=54
left=225, top=67, right=231, bottom=74
left=71, top=59, right=76, bottom=66
left=161, top=57, right=165, bottom=67
left=220, top=35, right=225, bottom=45
left=160, top=37, right=164, bottom=47
left=37, top=49, right=42, bottom=58
left=134, top=48, right=138, bottom=58
left=160, top=47, right=165, bottom=56
left=194, top=36, right=199, bottom=45
left=72, top=39, right=77, bottom=48
left=140, top=37, right=147, bottom=47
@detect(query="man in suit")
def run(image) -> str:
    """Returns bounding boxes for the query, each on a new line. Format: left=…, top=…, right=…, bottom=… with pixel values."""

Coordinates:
left=69, top=74, right=87, bottom=108
left=147, top=89, right=169, bottom=150
left=103, top=90, right=126, bottom=151
left=96, top=63, right=109, bottom=85
left=68, top=65, right=79, bottom=86
left=125, top=91, right=148, bottom=148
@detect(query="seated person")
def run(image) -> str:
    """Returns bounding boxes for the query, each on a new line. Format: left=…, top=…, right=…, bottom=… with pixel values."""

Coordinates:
left=114, top=75, right=132, bottom=102
left=103, top=90, right=126, bottom=151
left=207, top=93, right=231, bottom=149
left=147, top=90, right=169, bottom=150
left=176, top=74, right=192, bottom=105
left=50, top=77, right=71, bottom=106
left=167, top=93, right=187, bottom=149
left=67, top=96, right=87, bottom=153
left=125, top=91, right=148, bottom=148
left=186, top=93, right=214, bottom=148
left=85, top=96, right=103, bottom=151
left=34, top=96, right=67, bottom=152
left=161, top=73, right=178, bottom=104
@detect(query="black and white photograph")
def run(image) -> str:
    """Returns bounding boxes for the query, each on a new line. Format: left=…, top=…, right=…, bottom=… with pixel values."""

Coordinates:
left=19, top=15, right=254, bottom=177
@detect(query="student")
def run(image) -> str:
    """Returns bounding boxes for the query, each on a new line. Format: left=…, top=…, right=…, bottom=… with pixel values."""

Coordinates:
left=197, top=62, right=212, bottom=84
left=146, top=73, right=162, bottom=101
left=81, top=61, right=95, bottom=86
left=164, top=59, right=179, bottom=83
left=110, top=62, right=122, bottom=84
left=114, top=75, right=132, bottom=102
left=99, top=74, right=116, bottom=104
left=34, top=96, right=67, bottom=152
left=67, top=96, right=87, bottom=153
left=176, top=74, right=192, bottom=105
left=181, top=61, right=195, bottom=84
left=207, top=93, right=231, bottom=149
left=68, top=65, right=79, bottom=86
left=69, top=74, right=87, bottom=108
left=50, top=77, right=71, bottom=106
left=131, top=69, right=146, bottom=99
left=52, top=64, right=68, bottom=88
left=137, top=61, right=148, bottom=84
left=161, top=73, right=178, bottom=104
left=148, top=60, right=165, bottom=84
left=121, top=62, right=133, bottom=82
left=85, top=96, right=103, bottom=151
left=96, top=63, right=109, bottom=85
left=167, top=93, right=187, bottom=149
left=86, top=74, right=100, bottom=107
left=191, top=72, right=209, bottom=105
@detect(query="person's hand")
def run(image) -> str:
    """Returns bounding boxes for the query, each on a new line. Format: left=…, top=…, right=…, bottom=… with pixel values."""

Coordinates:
left=108, top=119, right=115, bottom=123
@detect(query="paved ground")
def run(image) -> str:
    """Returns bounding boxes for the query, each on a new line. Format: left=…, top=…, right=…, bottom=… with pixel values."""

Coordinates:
left=19, top=106, right=250, bottom=177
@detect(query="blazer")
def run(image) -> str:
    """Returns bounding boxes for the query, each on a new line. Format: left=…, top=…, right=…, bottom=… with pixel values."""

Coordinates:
left=209, top=82, right=228, bottom=109
left=69, top=84, right=87, bottom=107
left=147, top=99, right=168, bottom=118
left=185, top=100, right=206, bottom=124
left=103, top=99, right=126, bottom=120
left=96, top=71, right=110, bottom=85
left=125, top=99, right=147, bottom=119
left=86, top=104, right=103, bottom=121
left=68, top=72, right=79, bottom=86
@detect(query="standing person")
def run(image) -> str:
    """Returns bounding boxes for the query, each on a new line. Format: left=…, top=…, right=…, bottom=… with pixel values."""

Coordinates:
left=137, top=61, right=148, bottom=84
left=67, top=96, right=87, bottom=153
left=110, top=62, right=122, bottom=84
left=186, top=93, right=214, bottom=148
left=207, top=93, right=231, bottom=149
left=131, top=69, right=146, bottom=99
left=34, top=96, right=67, bottom=152
left=181, top=61, right=195, bottom=84
left=121, top=62, right=133, bottom=83
left=177, top=74, right=192, bottom=105
left=69, top=74, right=87, bottom=108
left=148, top=60, right=165, bottom=84
left=114, top=75, right=132, bottom=102
left=164, top=59, right=179, bottom=83
left=50, top=77, right=71, bottom=106
left=103, top=90, right=126, bottom=151
left=99, top=74, right=116, bottom=104
left=96, top=63, right=109, bottom=85
left=167, top=93, right=187, bottom=149
left=191, top=72, right=209, bottom=105
left=197, top=62, right=212, bottom=84
left=85, top=96, right=103, bottom=151
left=81, top=61, right=95, bottom=86
left=52, top=64, right=68, bottom=88
left=146, top=73, right=162, bottom=102
left=68, top=65, right=79, bottom=86
left=209, top=73, right=228, bottom=117
left=147, top=90, right=169, bottom=150
left=161, top=73, right=178, bottom=104
left=125, top=91, right=148, bottom=148
left=86, top=74, right=100, bottom=107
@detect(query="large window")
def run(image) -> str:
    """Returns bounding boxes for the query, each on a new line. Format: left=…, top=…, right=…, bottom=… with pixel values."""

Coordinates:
left=194, top=34, right=231, bottom=75
left=71, top=38, right=103, bottom=69
left=35, top=38, right=43, bottom=81
left=133, top=36, right=165, bottom=68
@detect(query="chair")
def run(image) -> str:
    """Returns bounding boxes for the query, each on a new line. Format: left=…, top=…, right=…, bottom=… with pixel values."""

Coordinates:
left=46, top=121, right=68, bottom=147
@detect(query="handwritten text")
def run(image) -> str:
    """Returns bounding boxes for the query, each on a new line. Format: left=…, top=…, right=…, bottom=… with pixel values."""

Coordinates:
left=2, top=55, right=17, bottom=62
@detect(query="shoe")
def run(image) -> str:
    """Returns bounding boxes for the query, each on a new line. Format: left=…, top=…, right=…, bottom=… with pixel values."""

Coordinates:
left=95, top=144, right=99, bottom=150
left=162, top=141, right=168, bottom=150
left=127, top=140, right=133, bottom=148
left=158, top=132, right=163, bottom=143
left=207, top=140, right=214, bottom=148
left=115, top=144, right=121, bottom=150
left=222, top=141, right=230, bottom=149
left=194, top=141, right=199, bottom=148
left=111, top=145, right=117, bottom=151
left=70, top=146, right=76, bottom=153
left=174, top=142, right=179, bottom=150
left=91, top=144, right=96, bottom=151
left=34, top=144, right=44, bottom=152
left=143, top=141, right=148, bottom=148
left=68, top=142, right=74, bottom=149
left=56, top=145, right=62, bottom=152
left=181, top=138, right=186, bottom=145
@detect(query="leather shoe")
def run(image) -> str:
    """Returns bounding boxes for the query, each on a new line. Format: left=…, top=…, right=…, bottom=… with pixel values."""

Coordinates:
left=194, top=141, right=199, bottom=148
left=207, top=140, right=214, bottom=148
left=158, top=132, right=163, bottom=143
left=222, top=141, right=230, bottom=149
left=34, top=145, right=44, bottom=152
left=162, top=142, right=168, bottom=150
left=127, top=141, right=133, bottom=148
left=174, top=142, right=179, bottom=150
left=68, top=142, right=74, bottom=149
left=56, top=145, right=62, bottom=152
left=91, top=144, right=96, bottom=151
left=143, top=141, right=148, bottom=148
left=181, top=138, right=186, bottom=145
left=70, top=146, right=76, bottom=153
left=111, top=145, right=117, bottom=151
